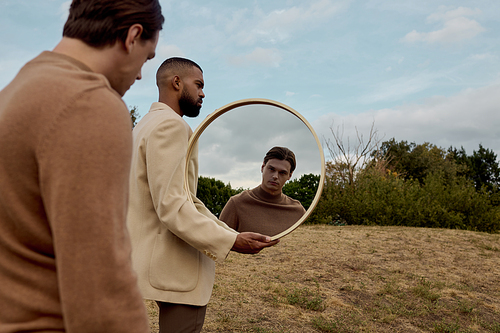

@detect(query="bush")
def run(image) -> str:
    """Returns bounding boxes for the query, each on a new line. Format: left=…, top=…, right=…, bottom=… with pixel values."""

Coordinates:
left=196, top=176, right=244, bottom=218
left=309, top=167, right=500, bottom=233
left=282, top=173, right=320, bottom=210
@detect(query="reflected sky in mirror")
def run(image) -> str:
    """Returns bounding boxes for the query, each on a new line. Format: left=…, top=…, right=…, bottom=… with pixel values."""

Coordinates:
left=197, top=104, right=321, bottom=189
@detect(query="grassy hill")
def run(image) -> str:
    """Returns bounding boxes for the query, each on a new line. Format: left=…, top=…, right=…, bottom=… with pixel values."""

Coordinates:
left=145, top=225, right=500, bottom=332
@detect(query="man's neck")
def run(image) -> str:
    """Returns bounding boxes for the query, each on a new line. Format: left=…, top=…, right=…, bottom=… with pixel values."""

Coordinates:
left=259, top=184, right=281, bottom=196
left=158, top=95, right=183, bottom=117
left=53, top=37, right=118, bottom=78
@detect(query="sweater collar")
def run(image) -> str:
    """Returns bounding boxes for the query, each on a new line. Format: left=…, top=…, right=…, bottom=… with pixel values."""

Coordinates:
left=251, top=185, right=284, bottom=204
left=39, top=51, right=94, bottom=73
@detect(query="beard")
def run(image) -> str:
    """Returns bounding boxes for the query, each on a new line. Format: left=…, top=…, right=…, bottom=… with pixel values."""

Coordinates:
left=179, top=87, right=201, bottom=118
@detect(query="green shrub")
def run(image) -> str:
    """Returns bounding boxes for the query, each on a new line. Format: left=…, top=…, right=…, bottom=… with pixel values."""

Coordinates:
left=309, top=167, right=500, bottom=233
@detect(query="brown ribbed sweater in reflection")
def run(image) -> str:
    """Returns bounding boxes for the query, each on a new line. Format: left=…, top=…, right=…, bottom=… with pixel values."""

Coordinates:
left=219, top=185, right=306, bottom=236
left=0, top=52, right=149, bottom=332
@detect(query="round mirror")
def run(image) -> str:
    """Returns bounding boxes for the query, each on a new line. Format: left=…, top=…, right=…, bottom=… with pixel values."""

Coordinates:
left=185, top=98, right=325, bottom=240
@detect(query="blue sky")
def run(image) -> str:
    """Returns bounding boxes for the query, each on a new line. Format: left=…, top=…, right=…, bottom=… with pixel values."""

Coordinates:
left=1, top=0, right=500, bottom=186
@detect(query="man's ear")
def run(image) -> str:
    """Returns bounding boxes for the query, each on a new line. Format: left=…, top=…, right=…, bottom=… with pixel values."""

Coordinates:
left=261, top=162, right=266, bottom=173
left=124, top=24, right=144, bottom=53
left=288, top=171, right=293, bottom=181
left=172, top=75, right=182, bottom=91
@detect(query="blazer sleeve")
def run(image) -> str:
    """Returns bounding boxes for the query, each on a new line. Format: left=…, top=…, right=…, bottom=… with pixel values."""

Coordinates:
left=146, top=116, right=237, bottom=262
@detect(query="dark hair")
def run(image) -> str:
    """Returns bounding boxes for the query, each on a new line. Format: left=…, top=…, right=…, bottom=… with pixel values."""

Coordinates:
left=263, top=147, right=296, bottom=173
left=156, top=57, right=203, bottom=86
left=63, top=0, right=164, bottom=48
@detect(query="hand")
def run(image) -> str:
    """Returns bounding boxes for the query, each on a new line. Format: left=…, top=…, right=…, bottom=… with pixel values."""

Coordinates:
left=231, top=232, right=280, bottom=254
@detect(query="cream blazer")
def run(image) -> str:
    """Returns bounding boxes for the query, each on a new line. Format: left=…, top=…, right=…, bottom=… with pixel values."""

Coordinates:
left=127, top=102, right=238, bottom=306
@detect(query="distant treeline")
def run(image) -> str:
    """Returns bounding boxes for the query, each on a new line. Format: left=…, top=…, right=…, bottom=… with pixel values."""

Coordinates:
left=198, top=138, right=500, bottom=233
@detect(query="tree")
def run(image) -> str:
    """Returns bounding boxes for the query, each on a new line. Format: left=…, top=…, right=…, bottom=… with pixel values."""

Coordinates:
left=325, top=121, right=382, bottom=185
left=282, top=173, right=320, bottom=210
left=449, top=144, right=500, bottom=193
left=470, top=144, right=500, bottom=192
left=129, top=106, right=140, bottom=128
left=196, top=176, right=243, bottom=218
left=378, top=139, right=458, bottom=184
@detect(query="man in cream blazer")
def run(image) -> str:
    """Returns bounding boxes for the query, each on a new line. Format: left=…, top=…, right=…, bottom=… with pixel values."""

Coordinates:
left=127, top=57, right=278, bottom=333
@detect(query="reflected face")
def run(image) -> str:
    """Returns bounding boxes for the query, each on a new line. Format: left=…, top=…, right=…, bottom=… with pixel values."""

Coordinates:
left=179, top=67, right=205, bottom=118
left=260, top=158, right=292, bottom=195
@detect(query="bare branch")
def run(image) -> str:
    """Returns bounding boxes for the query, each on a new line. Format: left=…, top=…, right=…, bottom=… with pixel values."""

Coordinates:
left=324, top=120, right=384, bottom=185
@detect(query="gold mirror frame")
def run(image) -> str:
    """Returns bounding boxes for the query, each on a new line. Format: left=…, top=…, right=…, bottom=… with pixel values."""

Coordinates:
left=185, top=98, right=325, bottom=240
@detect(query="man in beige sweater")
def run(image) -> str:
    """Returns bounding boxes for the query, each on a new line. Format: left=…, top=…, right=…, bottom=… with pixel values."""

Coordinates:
left=0, top=1, right=163, bottom=332
left=220, top=146, right=306, bottom=236
left=127, top=57, right=279, bottom=333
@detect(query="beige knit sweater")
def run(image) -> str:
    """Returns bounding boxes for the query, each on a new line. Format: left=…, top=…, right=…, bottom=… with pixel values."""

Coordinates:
left=0, top=52, right=149, bottom=332
left=219, top=185, right=306, bottom=236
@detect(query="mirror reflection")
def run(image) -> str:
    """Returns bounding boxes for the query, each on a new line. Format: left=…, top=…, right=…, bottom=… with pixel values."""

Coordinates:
left=195, top=103, right=321, bottom=237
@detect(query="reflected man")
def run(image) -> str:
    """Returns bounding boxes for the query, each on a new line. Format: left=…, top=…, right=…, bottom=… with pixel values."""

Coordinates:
left=220, top=146, right=306, bottom=236
left=127, top=57, right=279, bottom=333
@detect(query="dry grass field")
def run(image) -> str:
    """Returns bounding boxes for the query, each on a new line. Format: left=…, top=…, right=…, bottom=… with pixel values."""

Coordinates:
left=145, top=225, right=500, bottom=332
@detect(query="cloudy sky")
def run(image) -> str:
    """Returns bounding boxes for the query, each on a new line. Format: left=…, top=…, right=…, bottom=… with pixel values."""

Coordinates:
left=1, top=0, right=499, bottom=187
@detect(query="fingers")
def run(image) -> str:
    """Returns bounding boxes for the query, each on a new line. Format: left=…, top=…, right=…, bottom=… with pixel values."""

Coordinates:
left=232, top=232, right=279, bottom=254
left=245, top=232, right=280, bottom=248
left=253, top=238, right=279, bottom=249
left=243, top=232, right=274, bottom=243
left=262, top=239, right=280, bottom=247
left=248, top=239, right=279, bottom=254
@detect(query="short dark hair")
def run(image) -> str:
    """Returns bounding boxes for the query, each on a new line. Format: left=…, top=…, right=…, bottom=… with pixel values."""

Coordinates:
left=156, top=57, right=203, bottom=86
left=63, top=0, right=164, bottom=48
left=263, top=147, right=296, bottom=173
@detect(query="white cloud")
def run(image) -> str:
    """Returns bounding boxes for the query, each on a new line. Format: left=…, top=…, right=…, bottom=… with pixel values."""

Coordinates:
left=361, top=71, right=439, bottom=103
left=402, top=7, right=485, bottom=44
left=156, top=44, right=185, bottom=59
left=228, top=47, right=282, bottom=67
left=197, top=104, right=322, bottom=188
left=286, top=91, right=296, bottom=97
left=314, top=83, right=500, bottom=160
left=418, top=59, right=431, bottom=68
left=229, top=0, right=345, bottom=46
left=192, top=6, right=212, bottom=19
left=224, top=8, right=248, bottom=31
left=468, top=53, right=498, bottom=61
left=59, top=1, right=71, bottom=20
left=259, top=0, right=341, bottom=38
left=427, top=6, right=482, bottom=22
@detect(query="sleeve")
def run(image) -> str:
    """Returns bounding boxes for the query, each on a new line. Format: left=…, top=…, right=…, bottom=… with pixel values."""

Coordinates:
left=219, top=197, right=240, bottom=231
left=38, top=90, right=149, bottom=332
left=146, top=116, right=238, bottom=262
left=186, top=141, right=237, bottom=233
